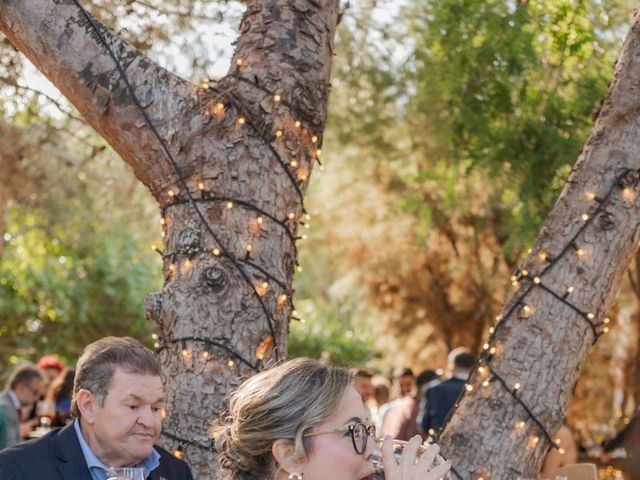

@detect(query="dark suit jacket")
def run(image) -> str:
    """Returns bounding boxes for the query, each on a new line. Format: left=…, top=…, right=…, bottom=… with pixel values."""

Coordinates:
left=420, top=377, right=465, bottom=435
left=0, top=422, right=194, bottom=480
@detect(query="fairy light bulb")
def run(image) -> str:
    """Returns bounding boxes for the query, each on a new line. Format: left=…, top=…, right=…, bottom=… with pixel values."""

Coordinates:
left=576, top=248, right=588, bottom=260
left=236, top=58, right=243, bottom=66
left=275, top=130, right=283, bottom=138
left=168, top=189, right=175, bottom=197
left=213, top=248, right=221, bottom=256
left=585, top=190, right=596, bottom=201
left=603, top=327, right=610, bottom=333
left=296, top=265, right=303, bottom=272
left=581, top=213, right=589, bottom=221
left=529, top=436, right=540, bottom=447
left=227, top=202, right=234, bottom=209
left=489, top=347, right=497, bottom=355
left=533, top=277, right=541, bottom=284
left=256, top=281, right=268, bottom=296
left=622, top=187, right=636, bottom=201
left=202, top=351, right=209, bottom=360
left=522, top=269, right=529, bottom=277
left=277, top=294, right=287, bottom=305
left=587, top=313, right=595, bottom=320
left=489, top=327, right=495, bottom=334
left=215, top=102, right=224, bottom=113
left=311, top=135, right=318, bottom=143
left=257, top=217, right=263, bottom=225
left=198, top=181, right=205, bottom=190
left=567, top=286, right=574, bottom=294
left=537, top=251, right=549, bottom=263
left=173, top=447, right=184, bottom=459
left=288, top=212, right=295, bottom=220
left=316, top=149, right=322, bottom=156
left=465, top=384, right=474, bottom=392
left=274, top=94, right=281, bottom=103
left=515, top=420, right=526, bottom=431
left=238, top=117, right=245, bottom=125
left=514, top=383, right=521, bottom=391
left=160, top=217, right=166, bottom=226
left=246, top=244, right=253, bottom=253
left=169, top=263, right=176, bottom=272
left=290, top=160, right=298, bottom=167
left=478, top=366, right=485, bottom=374
left=604, top=317, right=610, bottom=324
left=294, top=120, right=301, bottom=128
left=558, top=448, right=566, bottom=455
left=483, top=343, right=490, bottom=350
left=228, top=360, right=235, bottom=367
left=151, top=333, right=158, bottom=340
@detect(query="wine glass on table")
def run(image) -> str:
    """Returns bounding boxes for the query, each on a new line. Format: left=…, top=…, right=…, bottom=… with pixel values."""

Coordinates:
left=36, top=400, right=56, bottom=430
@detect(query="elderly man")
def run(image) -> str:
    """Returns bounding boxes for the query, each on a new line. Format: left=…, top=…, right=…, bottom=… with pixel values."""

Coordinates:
left=0, top=364, right=44, bottom=449
left=0, top=337, right=194, bottom=479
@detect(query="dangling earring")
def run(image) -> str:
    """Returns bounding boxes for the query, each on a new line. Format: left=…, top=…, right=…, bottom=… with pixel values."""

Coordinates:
left=288, top=473, right=303, bottom=480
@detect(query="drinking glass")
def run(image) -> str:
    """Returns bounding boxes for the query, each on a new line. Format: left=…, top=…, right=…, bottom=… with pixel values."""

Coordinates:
left=36, top=400, right=56, bottom=430
left=105, top=467, right=146, bottom=480
left=370, top=439, right=451, bottom=480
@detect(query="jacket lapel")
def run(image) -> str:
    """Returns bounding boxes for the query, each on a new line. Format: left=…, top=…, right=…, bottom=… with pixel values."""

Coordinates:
left=54, top=423, right=93, bottom=480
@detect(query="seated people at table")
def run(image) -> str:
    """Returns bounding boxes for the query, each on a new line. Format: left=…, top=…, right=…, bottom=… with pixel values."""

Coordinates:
left=0, top=364, right=44, bottom=449
left=0, top=336, right=194, bottom=480
left=212, top=357, right=451, bottom=480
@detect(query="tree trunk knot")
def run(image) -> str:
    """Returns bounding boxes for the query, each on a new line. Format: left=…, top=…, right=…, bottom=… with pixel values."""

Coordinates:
left=618, top=168, right=640, bottom=188
left=487, top=398, right=504, bottom=411
left=202, top=267, right=227, bottom=293
left=598, top=211, right=615, bottom=231
left=450, top=432, right=472, bottom=448
left=177, top=227, right=201, bottom=256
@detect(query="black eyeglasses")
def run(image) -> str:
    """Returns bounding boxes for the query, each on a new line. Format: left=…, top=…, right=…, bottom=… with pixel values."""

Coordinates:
left=305, top=422, right=377, bottom=454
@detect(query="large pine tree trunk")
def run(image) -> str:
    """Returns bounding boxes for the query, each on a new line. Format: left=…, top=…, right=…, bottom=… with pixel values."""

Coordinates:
left=0, top=1, right=340, bottom=477
left=440, top=10, right=640, bottom=479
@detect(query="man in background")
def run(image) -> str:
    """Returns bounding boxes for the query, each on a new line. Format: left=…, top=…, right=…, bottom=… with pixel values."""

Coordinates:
left=421, top=347, right=475, bottom=437
left=0, top=364, right=44, bottom=449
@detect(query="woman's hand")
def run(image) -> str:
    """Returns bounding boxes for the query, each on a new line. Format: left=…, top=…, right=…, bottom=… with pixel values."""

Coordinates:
left=382, top=435, right=451, bottom=480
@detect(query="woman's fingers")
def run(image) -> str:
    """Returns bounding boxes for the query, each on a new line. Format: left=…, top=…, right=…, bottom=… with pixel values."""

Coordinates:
left=382, top=435, right=400, bottom=478
left=427, top=459, right=452, bottom=480
left=417, top=443, right=440, bottom=470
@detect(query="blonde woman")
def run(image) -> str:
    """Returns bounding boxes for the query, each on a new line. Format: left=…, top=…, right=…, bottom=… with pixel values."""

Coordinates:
left=212, top=358, right=451, bottom=480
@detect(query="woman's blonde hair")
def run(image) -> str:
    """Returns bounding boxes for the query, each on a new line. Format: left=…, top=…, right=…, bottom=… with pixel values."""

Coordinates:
left=212, top=358, right=352, bottom=480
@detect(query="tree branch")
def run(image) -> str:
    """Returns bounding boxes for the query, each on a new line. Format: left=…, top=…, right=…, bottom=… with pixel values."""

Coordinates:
left=0, top=0, right=200, bottom=193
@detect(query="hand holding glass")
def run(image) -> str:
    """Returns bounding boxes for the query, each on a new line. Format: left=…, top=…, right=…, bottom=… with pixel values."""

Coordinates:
left=105, top=467, right=146, bottom=480
left=371, top=437, right=452, bottom=480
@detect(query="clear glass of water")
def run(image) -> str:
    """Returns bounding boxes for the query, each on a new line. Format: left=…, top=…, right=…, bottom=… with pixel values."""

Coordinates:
left=105, top=467, right=146, bottom=480
left=370, top=438, right=451, bottom=480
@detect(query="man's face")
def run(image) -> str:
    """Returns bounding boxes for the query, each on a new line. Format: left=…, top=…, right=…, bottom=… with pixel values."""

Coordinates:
left=79, top=368, right=164, bottom=467
left=15, top=378, right=44, bottom=407
left=352, top=376, right=374, bottom=402
left=398, top=375, right=415, bottom=397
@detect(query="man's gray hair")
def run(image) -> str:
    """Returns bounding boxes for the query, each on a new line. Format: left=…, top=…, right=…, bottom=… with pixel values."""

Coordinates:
left=71, top=336, right=161, bottom=417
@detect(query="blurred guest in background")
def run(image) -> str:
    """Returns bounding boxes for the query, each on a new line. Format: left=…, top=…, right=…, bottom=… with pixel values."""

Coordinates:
left=0, top=364, right=44, bottom=449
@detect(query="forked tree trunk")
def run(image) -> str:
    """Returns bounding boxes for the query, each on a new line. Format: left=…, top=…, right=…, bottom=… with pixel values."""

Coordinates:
left=439, top=10, right=640, bottom=480
left=0, top=1, right=340, bottom=477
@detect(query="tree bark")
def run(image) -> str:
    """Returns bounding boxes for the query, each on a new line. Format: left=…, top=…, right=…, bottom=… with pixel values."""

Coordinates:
left=0, top=0, right=340, bottom=477
left=440, top=9, right=640, bottom=480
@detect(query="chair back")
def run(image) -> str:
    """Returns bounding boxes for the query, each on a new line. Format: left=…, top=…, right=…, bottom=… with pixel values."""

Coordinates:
left=549, top=463, right=597, bottom=480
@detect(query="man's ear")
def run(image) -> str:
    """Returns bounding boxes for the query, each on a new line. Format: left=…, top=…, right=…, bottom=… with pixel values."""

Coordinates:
left=272, top=439, right=303, bottom=474
left=75, top=389, right=97, bottom=424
